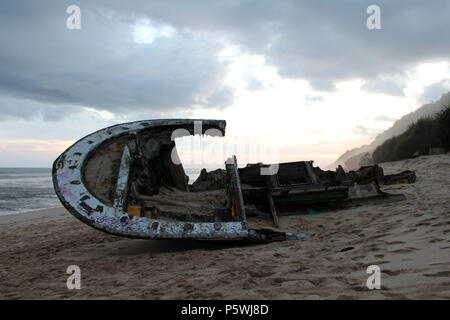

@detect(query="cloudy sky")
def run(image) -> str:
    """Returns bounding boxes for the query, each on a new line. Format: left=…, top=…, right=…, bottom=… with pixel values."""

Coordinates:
left=1, top=0, right=450, bottom=168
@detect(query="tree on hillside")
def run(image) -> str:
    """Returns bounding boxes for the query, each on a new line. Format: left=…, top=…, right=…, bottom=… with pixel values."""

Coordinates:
left=436, top=105, right=450, bottom=151
left=373, top=117, right=442, bottom=163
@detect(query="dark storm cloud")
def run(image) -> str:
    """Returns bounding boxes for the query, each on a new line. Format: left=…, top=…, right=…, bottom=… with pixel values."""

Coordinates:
left=112, top=0, right=449, bottom=91
left=0, top=0, right=449, bottom=120
left=0, top=1, right=233, bottom=120
left=0, top=95, right=81, bottom=122
left=0, top=68, right=80, bottom=104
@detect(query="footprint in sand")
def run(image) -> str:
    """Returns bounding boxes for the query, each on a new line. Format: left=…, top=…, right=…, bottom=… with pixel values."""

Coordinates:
left=432, top=222, right=450, bottom=227
left=424, top=271, right=450, bottom=277
left=307, top=278, right=327, bottom=287
left=242, top=278, right=258, bottom=289
left=386, top=241, right=405, bottom=245
left=291, top=266, right=309, bottom=273
left=382, top=292, right=408, bottom=299
left=268, top=277, right=291, bottom=286
left=382, top=269, right=402, bottom=276
left=352, top=285, right=368, bottom=292
left=273, top=252, right=289, bottom=258
left=370, top=260, right=391, bottom=266
left=416, top=222, right=431, bottom=227
left=247, top=270, right=275, bottom=278
left=389, top=247, right=418, bottom=254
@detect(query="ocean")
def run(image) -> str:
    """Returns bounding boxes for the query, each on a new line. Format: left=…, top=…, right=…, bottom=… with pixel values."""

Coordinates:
left=0, top=168, right=60, bottom=216
left=0, top=167, right=201, bottom=216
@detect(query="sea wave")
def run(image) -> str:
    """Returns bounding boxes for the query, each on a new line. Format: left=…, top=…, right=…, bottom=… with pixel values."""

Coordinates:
left=0, top=168, right=59, bottom=215
left=0, top=167, right=201, bottom=216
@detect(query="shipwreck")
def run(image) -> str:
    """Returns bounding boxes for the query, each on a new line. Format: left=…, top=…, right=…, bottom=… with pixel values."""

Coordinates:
left=52, top=119, right=410, bottom=242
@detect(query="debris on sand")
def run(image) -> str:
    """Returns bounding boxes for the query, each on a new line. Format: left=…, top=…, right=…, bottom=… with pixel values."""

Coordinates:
left=53, top=119, right=413, bottom=243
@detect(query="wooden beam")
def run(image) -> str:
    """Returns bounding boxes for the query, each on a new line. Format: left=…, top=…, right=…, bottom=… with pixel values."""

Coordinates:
left=267, top=193, right=280, bottom=228
left=266, top=174, right=280, bottom=227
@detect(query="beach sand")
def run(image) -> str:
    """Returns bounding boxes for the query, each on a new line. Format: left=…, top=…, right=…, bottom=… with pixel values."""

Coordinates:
left=0, top=154, right=449, bottom=299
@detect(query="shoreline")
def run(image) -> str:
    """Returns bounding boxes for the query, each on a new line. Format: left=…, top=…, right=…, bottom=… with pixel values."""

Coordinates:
left=0, top=206, right=66, bottom=225
left=0, top=206, right=63, bottom=219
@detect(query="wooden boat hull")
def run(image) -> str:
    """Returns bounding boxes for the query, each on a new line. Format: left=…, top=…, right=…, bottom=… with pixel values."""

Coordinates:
left=52, top=119, right=252, bottom=240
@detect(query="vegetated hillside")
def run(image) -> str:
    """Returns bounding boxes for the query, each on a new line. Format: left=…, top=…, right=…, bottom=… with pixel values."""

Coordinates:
left=326, top=91, right=450, bottom=169
left=373, top=106, right=450, bottom=163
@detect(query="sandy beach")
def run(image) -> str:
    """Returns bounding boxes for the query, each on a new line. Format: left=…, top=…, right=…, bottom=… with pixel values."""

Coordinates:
left=0, top=154, right=449, bottom=300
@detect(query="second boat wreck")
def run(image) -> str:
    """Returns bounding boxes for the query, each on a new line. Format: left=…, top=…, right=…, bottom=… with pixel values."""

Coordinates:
left=53, top=119, right=411, bottom=242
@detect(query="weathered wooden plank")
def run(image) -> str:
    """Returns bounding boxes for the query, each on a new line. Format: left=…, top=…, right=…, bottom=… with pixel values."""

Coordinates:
left=267, top=193, right=280, bottom=227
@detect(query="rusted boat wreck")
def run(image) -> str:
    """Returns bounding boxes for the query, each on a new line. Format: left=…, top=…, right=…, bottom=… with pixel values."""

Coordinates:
left=53, top=119, right=408, bottom=242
